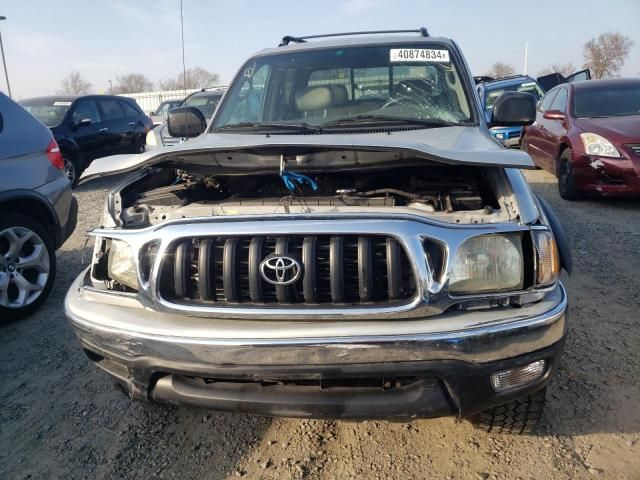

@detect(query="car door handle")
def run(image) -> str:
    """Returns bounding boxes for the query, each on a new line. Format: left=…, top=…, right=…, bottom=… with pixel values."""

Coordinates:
left=128, top=122, right=136, bottom=126
left=99, top=127, right=109, bottom=133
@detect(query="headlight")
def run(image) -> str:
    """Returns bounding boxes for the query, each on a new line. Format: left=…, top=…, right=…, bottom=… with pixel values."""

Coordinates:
left=107, top=239, right=138, bottom=289
left=449, top=233, right=523, bottom=294
left=580, top=132, right=620, bottom=158
left=145, top=129, right=157, bottom=147
left=495, top=133, right=504, bottom=139
left=533, top=231, right=559, bottom=286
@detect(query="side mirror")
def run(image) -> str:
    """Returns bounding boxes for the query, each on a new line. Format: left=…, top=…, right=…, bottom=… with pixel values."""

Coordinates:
left=77, top=118, right=93, bottom=127
left=491, top=91, right=536, bottom=127
left=543, top=110, right=566, bottom=121
left=167, top=106, right=206, bottom=138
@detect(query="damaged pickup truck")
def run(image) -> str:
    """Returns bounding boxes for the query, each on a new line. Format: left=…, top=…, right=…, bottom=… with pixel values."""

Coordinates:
left=65, top=28, right=570, bottom=434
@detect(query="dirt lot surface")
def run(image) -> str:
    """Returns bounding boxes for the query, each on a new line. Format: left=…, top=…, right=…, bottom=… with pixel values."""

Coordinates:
left=1, top=169, right=639, bottom=480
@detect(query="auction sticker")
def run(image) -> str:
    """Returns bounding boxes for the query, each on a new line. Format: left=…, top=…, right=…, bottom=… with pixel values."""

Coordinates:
left=390, top=49, right=450, bottom=62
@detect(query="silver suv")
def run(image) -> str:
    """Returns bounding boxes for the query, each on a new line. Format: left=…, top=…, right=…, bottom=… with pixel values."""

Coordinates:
left=65, top=29, right=570, bottom=434
left=1, top=93, right=77, bottom=320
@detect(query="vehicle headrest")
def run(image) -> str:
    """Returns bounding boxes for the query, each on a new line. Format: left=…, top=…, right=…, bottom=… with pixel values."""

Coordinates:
left=295, top=84, right=349, bottom=111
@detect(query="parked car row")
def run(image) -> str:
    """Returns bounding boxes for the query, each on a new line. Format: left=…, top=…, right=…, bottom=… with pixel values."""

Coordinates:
left=3, top=27, right=638, bottom=436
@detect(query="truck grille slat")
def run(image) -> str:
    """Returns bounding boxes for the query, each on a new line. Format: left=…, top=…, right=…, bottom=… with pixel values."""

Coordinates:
left=198, top=239, right=215, bottom=301
left=248, top=237, right=264, bottom=303
left=160, top=235, right=416, bottom=307
left=329, top=236, right=344, bottom=303
left=223, top=239, right=239, bottom=303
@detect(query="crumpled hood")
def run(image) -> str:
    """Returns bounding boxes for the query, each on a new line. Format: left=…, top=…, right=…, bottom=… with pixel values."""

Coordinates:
left=80, top=126, right=534, bottom=183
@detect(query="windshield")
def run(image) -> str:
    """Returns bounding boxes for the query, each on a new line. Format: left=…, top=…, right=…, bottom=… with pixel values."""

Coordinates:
left=153, top=101, right=180, bottom=116
left=20, top=98, right=72, bottom=127
left=484, top=81, right=543, bottom=111
left=213, top=43, right=473, bottom=130
left=573, top=83, right=640, bottom=118
left=182, top=94, right=222, bottom=119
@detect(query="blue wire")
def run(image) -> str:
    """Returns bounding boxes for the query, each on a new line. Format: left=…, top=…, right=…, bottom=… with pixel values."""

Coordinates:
left=280, top=171, right=318, bottom=192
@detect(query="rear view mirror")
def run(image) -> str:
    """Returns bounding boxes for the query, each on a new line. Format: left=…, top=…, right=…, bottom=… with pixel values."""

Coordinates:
left=167, top=107, right=206, bottom=138
left=491, top=91, right=536, bottom=127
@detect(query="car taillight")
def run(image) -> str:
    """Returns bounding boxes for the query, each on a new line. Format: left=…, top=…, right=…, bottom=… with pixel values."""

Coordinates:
left=46, top=139, right=64, bottom=169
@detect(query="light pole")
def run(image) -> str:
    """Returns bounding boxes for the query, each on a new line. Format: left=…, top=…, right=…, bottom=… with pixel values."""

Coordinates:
left=0, top=16, right=11, bottom=98
left=108, top=79, right=113, bottom=93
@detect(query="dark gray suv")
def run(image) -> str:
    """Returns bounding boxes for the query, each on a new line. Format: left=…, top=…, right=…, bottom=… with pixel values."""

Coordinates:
left=1, top=93, right=77, bottom=320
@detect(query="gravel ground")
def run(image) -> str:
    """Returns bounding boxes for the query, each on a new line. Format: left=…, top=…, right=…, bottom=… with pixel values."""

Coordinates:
left=1, top=169, right=639, bottom=480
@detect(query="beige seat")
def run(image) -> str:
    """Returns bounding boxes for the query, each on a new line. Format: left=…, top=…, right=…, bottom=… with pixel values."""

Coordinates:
left=295, top=84, right=349, bottom=118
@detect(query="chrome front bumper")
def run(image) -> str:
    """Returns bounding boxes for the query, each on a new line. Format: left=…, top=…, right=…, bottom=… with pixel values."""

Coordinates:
left=65, top=268, right=567, bottom=368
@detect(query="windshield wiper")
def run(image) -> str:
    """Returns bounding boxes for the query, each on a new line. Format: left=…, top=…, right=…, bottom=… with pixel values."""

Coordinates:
left=319, top=115, right=464, bottom=128
left=214, top=122, right=320, bottom=132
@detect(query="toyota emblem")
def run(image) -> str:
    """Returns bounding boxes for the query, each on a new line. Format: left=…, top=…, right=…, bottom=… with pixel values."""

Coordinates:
left=259, top=254, right=302, bottom=286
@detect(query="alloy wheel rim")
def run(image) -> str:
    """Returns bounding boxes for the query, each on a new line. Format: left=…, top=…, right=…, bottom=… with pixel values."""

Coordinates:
left=0, top=226, right=50, bottom=308
left=64, top=158, right=76, bottom=183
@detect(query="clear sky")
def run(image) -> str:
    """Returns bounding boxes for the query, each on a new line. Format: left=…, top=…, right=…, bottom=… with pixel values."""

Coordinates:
left=1, top=0, right=639, bottom=99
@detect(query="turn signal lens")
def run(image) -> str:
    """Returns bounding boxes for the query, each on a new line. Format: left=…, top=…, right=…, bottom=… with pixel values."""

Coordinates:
left=490, top=360, right=546, bottom=392
left=533, top=231, right=559, bottom=286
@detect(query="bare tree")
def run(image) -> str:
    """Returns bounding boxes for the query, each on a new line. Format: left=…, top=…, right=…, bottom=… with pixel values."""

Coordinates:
left=485, top=62, right=516, bottom=79
left=159, top=67, right=220, bottom=90
left=538, top=62, right=576, bottom=77
left=112, top=73, right=154, bottom=94
left=583, top=32, right=634, bottom=79
left=59, top=71, right=92, bottom=94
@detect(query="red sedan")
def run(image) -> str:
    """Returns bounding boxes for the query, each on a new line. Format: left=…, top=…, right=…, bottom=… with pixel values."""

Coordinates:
left=522, top=78, right=640, bottom=200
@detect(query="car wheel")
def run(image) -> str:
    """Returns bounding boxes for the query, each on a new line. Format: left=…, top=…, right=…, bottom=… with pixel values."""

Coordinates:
left=63, top=155, right=79, bottom=187
left=134, top=137, right=146, bottom=154
left=0, top=214, right=57, bottom=321
left=471, top=387, right=546, bottom=435
left=558, top=149, right=582, bottom=201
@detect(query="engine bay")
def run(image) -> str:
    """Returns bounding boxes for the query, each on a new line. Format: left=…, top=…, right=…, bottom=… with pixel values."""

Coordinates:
left=116, top=164, right=513, bottom=228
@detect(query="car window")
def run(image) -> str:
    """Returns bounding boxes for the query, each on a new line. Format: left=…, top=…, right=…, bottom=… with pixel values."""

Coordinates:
left=214, top=43, right=473, bottom=129
left=221, top=64, right=270, bottom=124
left=72, top=100, right=101, bottom=124
left=538, top=90, right=558, bottom=113
left=573, top=82, right=640, bottom=118
left=183, top=94, right=223, bottom=119
left=549, top=88, right=568, bottom=112
left=120, top=101, right=141, bottom=118
left=484, top=81, right=544, bottom=111
left=20, top=99, right=73, bottom=127
left=98, top=98, right=126, bottom=121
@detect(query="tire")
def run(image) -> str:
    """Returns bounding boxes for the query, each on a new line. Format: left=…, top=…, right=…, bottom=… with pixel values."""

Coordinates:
left=0, top=214, right=57, bottom=321
left=134, top=137, right=146, bottom=154
left=63, top=154, right=79, bottom=188
left=557, top=149, right=582, bottom=201
left=471, top=387, right=546, bottom=435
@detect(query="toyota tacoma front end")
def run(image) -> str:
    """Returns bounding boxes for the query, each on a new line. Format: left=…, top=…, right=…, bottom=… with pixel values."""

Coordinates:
left=65, top=29, right=569, bottom=433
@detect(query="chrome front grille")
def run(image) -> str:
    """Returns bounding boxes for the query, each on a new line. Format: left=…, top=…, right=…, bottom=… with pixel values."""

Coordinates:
left=159, top=235, right=416, bottom=306
left=628, top=144, right=640, bottom=156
